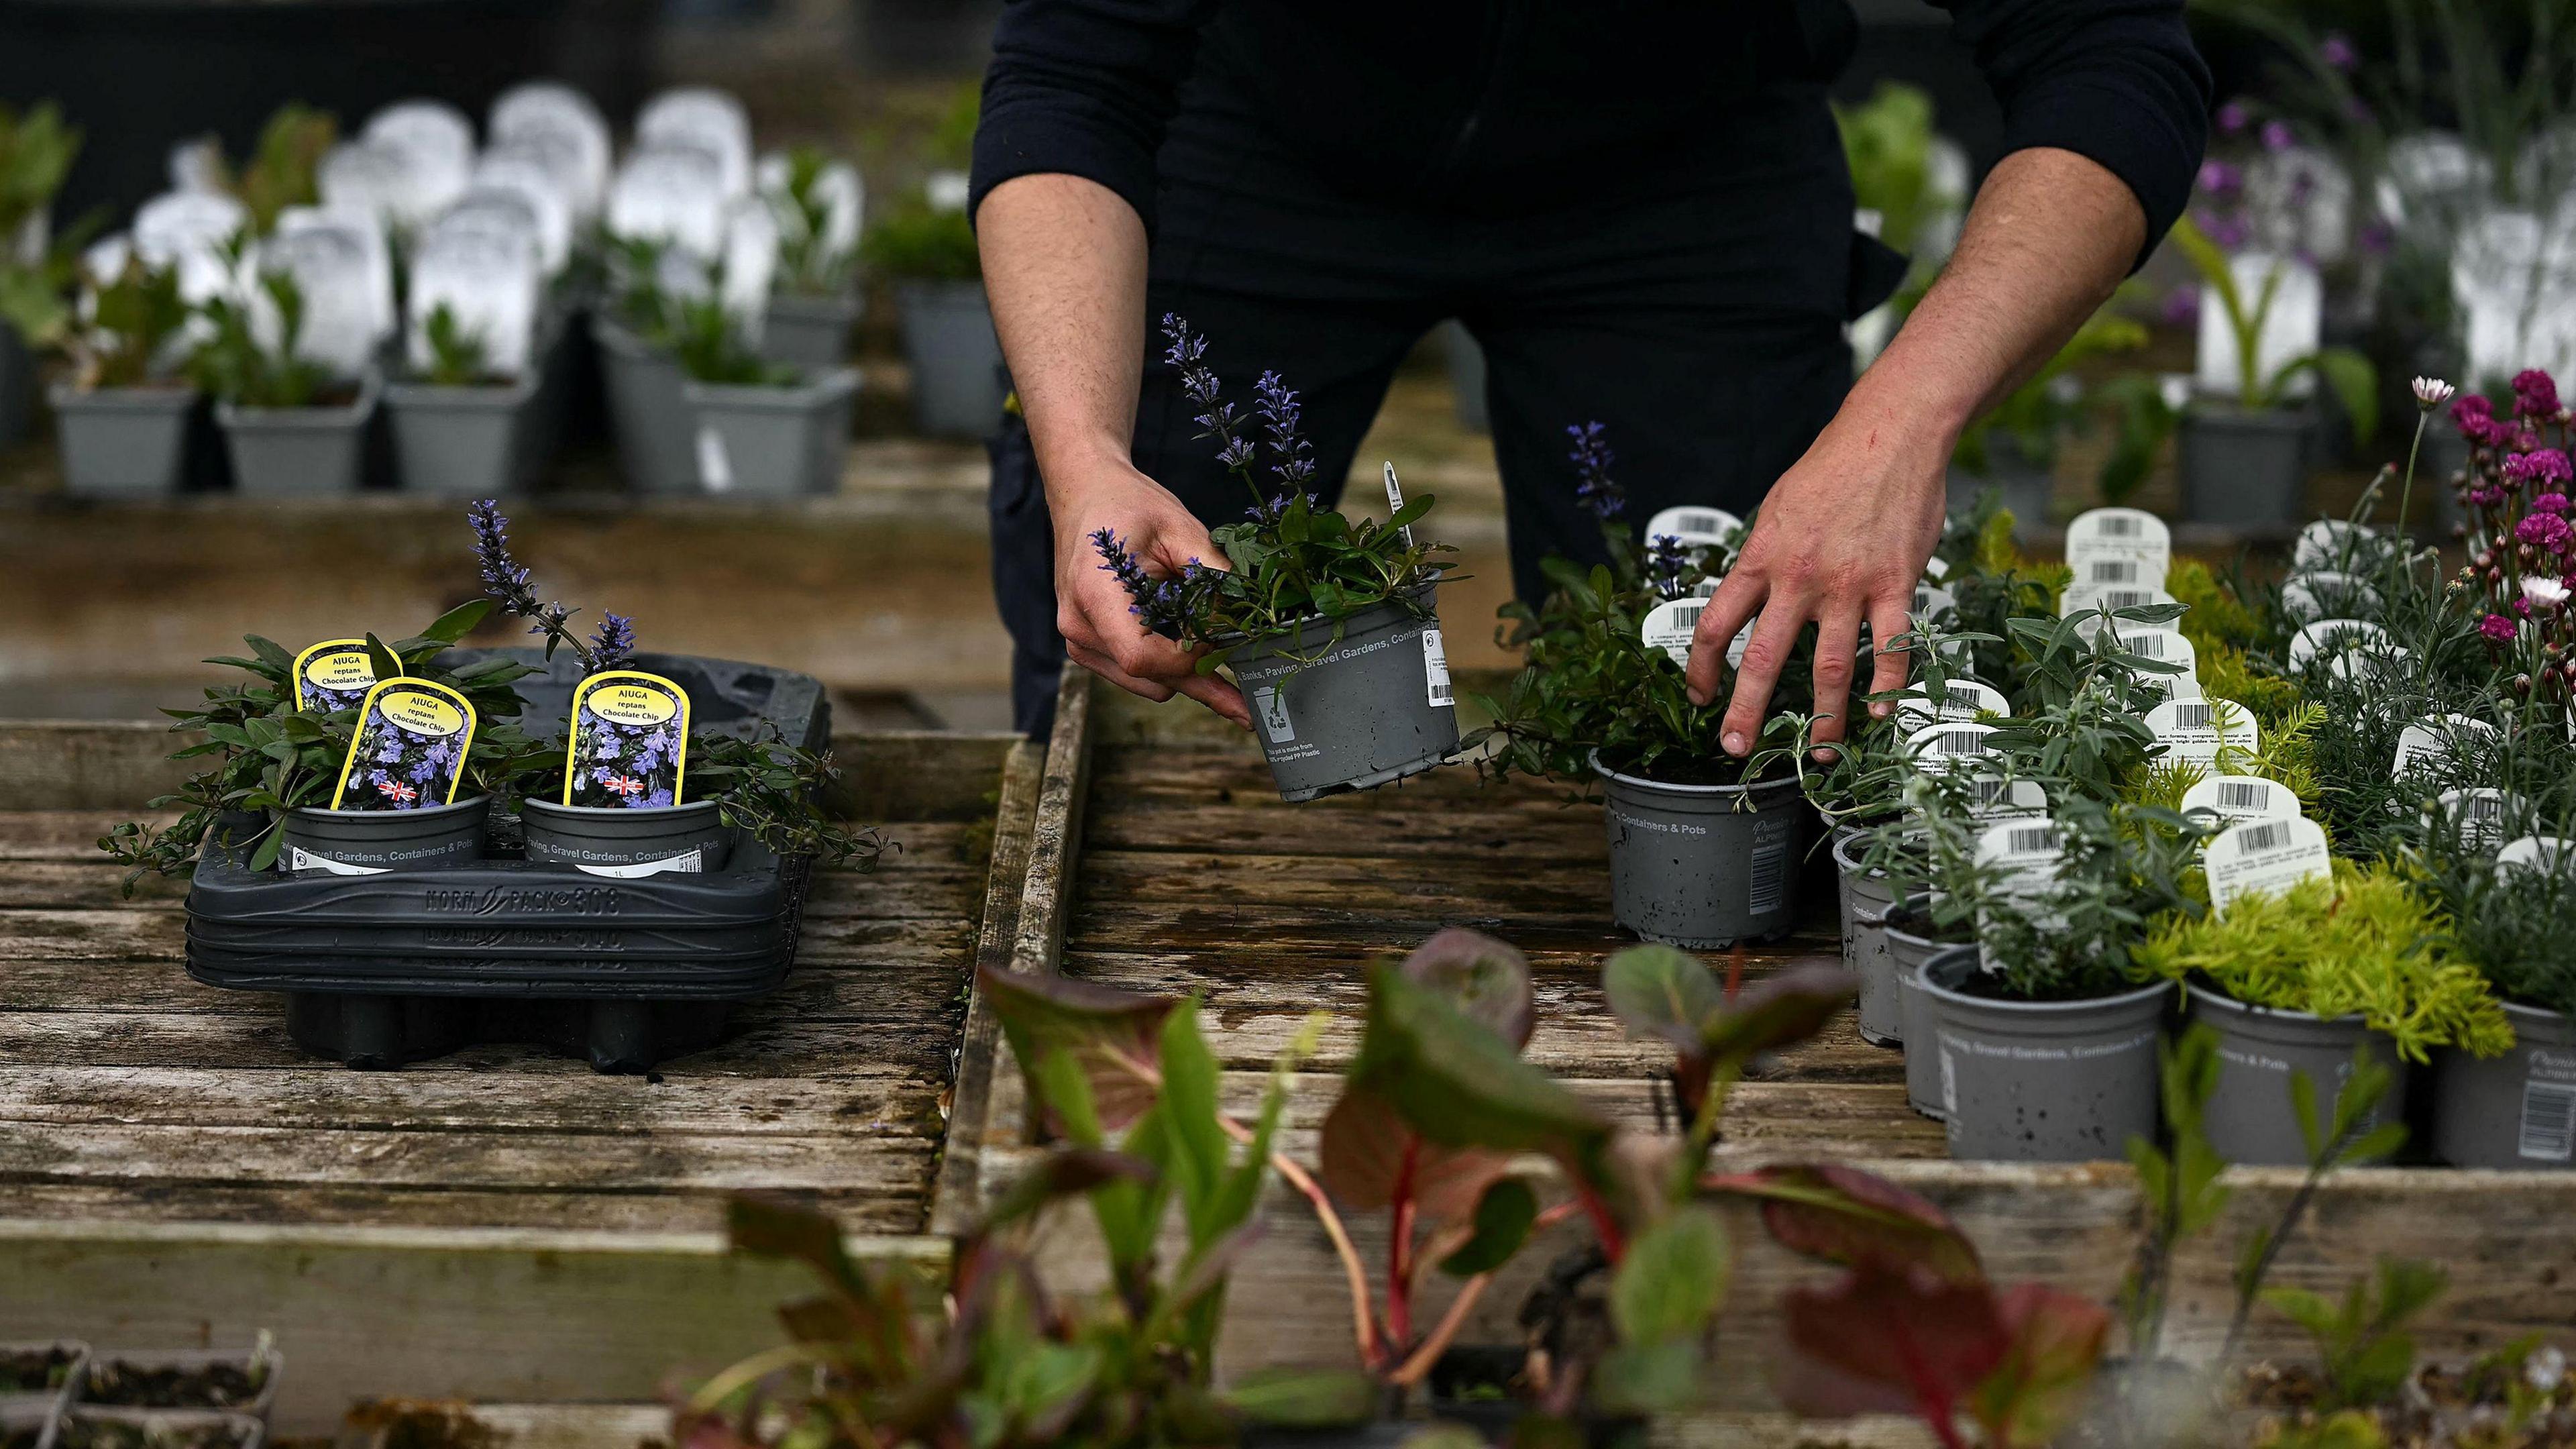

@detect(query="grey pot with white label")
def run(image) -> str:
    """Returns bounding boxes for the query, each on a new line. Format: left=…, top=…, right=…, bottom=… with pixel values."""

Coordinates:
left=1595, top=761, right=1805, bottom=949
left=2186, top=983, right=2410, bottom=1167
left=2179, top=405, right=2310, bottom=527
left=1227, top=594, right=1458, bottom=803
left=762, top=291, right=862, bottom=372
left=51, top=384, right=197, bottom=496
left=684, top=367, right=859, bottom=497
left=521, top=798, right=735, bottom=875
left=278, top=796, right=491, bottom=873
left=592, top=315, right=699, bottom=494
left=1921, top=947, right=2169, bottom=1162
left=1832, top=829, right=1902, bottom=1045
left=2430, top=1000, right=2576, bottom=1169
left=384, top=374, right=539, bottom=496
left=895, top=280, right=1006, bottom=439
left=216, top=376, right=380, bottom=496
left=1885, top=899, right=1970, bottom=1120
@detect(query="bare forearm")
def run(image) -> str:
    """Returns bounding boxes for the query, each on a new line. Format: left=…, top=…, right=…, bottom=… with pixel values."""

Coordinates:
left=976, top=172, right=1152, bottom=484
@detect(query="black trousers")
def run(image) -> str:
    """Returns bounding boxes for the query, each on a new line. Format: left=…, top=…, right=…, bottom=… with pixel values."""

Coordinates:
left=989, top=84, right=1899, bottom=735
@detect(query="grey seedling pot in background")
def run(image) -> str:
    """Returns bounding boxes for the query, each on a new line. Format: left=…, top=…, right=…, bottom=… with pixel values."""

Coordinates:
left=1921, top=947, right=2169, bottom=1163
left=1833, top=828, right=1901, bottom=1045
left=762, top=291, right=861, bottom=372
left=384, top=373, right=539, bottom=496
left=2430, top=1000, right=2576, bottom=1169
left=74, top=1340, right=284, bottom=1423
left=2179, top=405, right=2310, bottom=528
left=50, top=384, right=196, bottom=496
left=1229, top=595, right=1458, bottom=803
left=278, top=795, right=490, bottom=873
left=894, top=279, right=1006, bottom=439
left=1596, top=763, right=1805, bottom=949
left=1885, top=899, right=1965, bottom=1120
left=522, top=798, right=735, bottom=874
left=684, top=366, right=860, bottom=498
left=2186, top=983, right=2410, bottom=1167
left=216, top=376, right=379, bottom=496
left=0, top=1338, right=87, bottom=1418
left=592, top=315, right=698, bottom=494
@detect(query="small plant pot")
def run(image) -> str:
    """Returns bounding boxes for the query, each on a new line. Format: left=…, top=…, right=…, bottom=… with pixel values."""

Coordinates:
left=50, top=384, right=197, bottom=497
left=277, top=796, right=491, bottom=874
left=2430, top=1000, right=2576, bottom=1169
left=2178, top=405, right=2310, bottom=528
left=1885, top=903, right=1967, bottom=1120
left=761, top=290, right=861, bottom=372
left=1833, top=830, right=1902, bottom=1046
left=0, top=1340, right=86, bottom=1418
left=2185, top=983, right=2410, bottom=1168
left=215, top=376, right=379, bottom=497
left=1227, top=595, right=1459, bottom=803
left=76, top=1342, right=281, bottom=1420
left=58, top=1410, right=266, bottom=1449
left=1921, top=947, right=2169, bottom=1163
left=521, top=798, right=735, bottom=875
left=684, top=367, right=860, bottom=497
left=592, top=315, right=698, bottom=494
left=894, top=278, right=1005, bottom=439
left=384, top=374, right=539, bottom=496
left=1595, top=762, right=1806, bottom=949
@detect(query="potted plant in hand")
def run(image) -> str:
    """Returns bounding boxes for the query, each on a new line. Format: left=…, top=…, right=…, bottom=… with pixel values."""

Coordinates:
left=51, top=252, right=195, bottom=496
left=675, top=294, right=858, bottom=498
left=0, top=101, right=80, bottom=448
left=193, top=270, right=378, bottom=496
left=1095, top=317, right=1459, bottom=802
left=757, top=146, right=861, bottom=372
left=1474, top=421, right=1812, bottom=947
left=384, top=302, right=538, bottom=497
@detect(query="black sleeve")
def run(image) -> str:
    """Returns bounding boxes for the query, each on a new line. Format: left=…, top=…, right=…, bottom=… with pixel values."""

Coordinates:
left=1933, top=0, right=2213, bottom=267
left=969, top=0, right=1216, bottom=235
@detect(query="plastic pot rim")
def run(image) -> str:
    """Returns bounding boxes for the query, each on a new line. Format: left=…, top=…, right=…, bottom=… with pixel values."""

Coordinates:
left=46, top=380, right=195, bottom=409
left=284, top=794, right=490, bottom=826
left=1210, top=586, right=1441, bottom=653
left=1590, top=750, right=1804, bottom=802
left=681, top=366, right=861, bottom=409
left=1921, top=946, right=2173, bottom=1018
left=383, top=374, right=539, bottom=408
left=2182, top=979, right=2371, bottom=1031
left=213, top=372, right=379, bottom=429
left=521, top=798, right=724, bottom=824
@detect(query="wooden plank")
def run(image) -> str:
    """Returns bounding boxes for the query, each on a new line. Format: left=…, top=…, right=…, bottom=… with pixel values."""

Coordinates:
left=0, top=722, right=199, bottom=812
left=0, top=1182, right=930, bottom=1234
left=821, top=730, right=1022, bottom=823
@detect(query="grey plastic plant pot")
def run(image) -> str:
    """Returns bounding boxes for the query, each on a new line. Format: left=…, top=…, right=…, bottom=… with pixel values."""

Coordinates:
left=0, top=1402, right=52, bottom=1449
left=1884, top=902, right=1966, bottom=1120
left=1595, top=762, right=1805, bottom=949
left=1920, top=947, right=2169, bottom=1163
left=50, top=384, right=197, bottom=497
left=761, top=291, right=861, bottom=372
left=384, top=374, right=539, bottom=496
left=2186, top=983, right=2410, bottom=1168
left=1227, top=596, right=1459, bottom=804
left=894, top=279, right=1006, bottom=439
left=592, top=315, right=699, bottom=494
left=0, top=1340, right=87, bottom=1419
left=2430, top=1000, right=2576, bottom=1169
left=215, top=376, right=379, bottom=497
left=0, top=319, right=31, bottom=449
left=1833, top=830, right=1901, bottom=1046
left=76, top=1340, right=283, bottom=1421
left=521, top=798, right=736, bottom=875
left=60, top=1410, right=267, bottom=1449
left=684, top=367, right=860, bottom=498
left=277, top=796, right=490, bottom=874
left=2179, top=405, right=2310, bottom=528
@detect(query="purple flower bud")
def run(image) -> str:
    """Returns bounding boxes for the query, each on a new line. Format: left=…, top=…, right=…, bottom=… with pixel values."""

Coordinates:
left=2320, top=33, right=2359, bottom=71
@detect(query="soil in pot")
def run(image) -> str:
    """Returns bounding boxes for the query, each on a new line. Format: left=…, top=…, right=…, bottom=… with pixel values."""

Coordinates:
left=0, top=1344, right=80, bottom=1398
left=592, top=315, right=698, bottom=494
left=684, top=367, right=859, bottom=498
left=215, top=377, right=378, bottom=497
left=1596, top=761, right=1805, bottom=949
left=1884, top=898, right=1970, bottom=1120
left=2179, top=405, right=2310, bottom=528
left=278, top=796, right=490, bottom=875
left=1227, top=595, right=1458, bottom=803
left=1921, top=946, right=2169, bottom=1163
left=2186, top=983, right=2410, bottom=1168
left=1833, top=830, right=1902, bottom=1045
left=384, top=376, right=538, bottom=496
left=521, top=798, right=735, bottom=876
left=50, top=384, right=197, bottom=497
left=81, top=1349, right=274, bottom=1413
left=2430, top=1000, right=2576, bottom=1169
left=894, top=279, right=1005, bottom=439
left=60, top=1414, right=262, bottom=1449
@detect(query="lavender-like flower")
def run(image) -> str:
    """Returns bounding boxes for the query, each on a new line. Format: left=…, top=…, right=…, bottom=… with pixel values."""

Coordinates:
left=1254, top=370, right=1317, bottom=495
left=466, top=498, right=632, bottom=669
left=589, top=612, right=637, bottom=674
left=1567, top=421, right=1623, bottom=521
left=1645, top=533, right=1690, bottom=600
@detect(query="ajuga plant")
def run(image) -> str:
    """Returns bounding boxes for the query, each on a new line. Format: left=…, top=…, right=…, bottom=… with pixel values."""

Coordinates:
left=2131, top=859, right=2512, bottom=1061
left=1093, top=315, right=1454, bottom=651
left=188, top=268, right=346, bottom=408
left=418, top=302, right=504, bottom=388
left=1474, top=421, right=1811, bottom=789
left=67, top=255, right=190, bottom=391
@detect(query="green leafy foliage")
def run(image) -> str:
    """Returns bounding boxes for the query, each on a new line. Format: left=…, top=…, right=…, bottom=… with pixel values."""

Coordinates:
left=672, top=292, right=799, bottom=386
left=2265, top=1258, right=2449, bottom=1413
left=2117, top=1026, right=2233, bottom=1363
left=69, top=255, right=189, bottom=390
left=418, top=303, right=504, bottom=388
left=859, top=198, right=978, bottom=282
left=0, top=101, right=79, bottom=244
left=769, top=145, right=857, bottom=296
left=2169, top=215, right=2379, bottom=444
left=189, top=268, right=345, bottom=409
left=1834, top=81, right=1943, bottom=256
left=217, top=104, right=337, bottom=234
left=2438, top=850, right=2576, bottom=1018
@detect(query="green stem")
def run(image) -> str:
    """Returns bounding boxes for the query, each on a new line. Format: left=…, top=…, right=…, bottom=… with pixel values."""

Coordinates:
left=2399, top=411, right=2429, bottom=537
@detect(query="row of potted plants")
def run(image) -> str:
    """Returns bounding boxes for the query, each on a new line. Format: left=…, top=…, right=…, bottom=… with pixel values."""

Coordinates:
left=1, top=1336, right=278, bottom=1449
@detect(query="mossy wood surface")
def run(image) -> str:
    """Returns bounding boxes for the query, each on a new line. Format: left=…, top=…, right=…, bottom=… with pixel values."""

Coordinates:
left=0, top=724, right=1036, bottom=1436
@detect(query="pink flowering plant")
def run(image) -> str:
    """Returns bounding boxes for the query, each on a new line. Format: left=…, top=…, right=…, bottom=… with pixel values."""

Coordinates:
left=2440, top=370, right=2576, bottom=706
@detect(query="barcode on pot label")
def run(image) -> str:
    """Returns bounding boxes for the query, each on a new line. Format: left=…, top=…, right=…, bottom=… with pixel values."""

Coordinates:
left=2088, top=559, right=2143, bottom=584
left=2519, top=1082, right=2576, bottom=1162
left=2173, top=702, right=2212, bottom=728
left=1422, top=627, right=1453, bottom=707
left=1644, top=504, right=1741, bottom=547
left=2148, top=696, right=2255, bottom=768
left=1693, top=576, right=1721, bottom=598
left=2065, top=508, right=2171, bottom=578
left=2205, top=814, right=2331, bottom=916
left=1909, top=721, right=1994, bottom=772
left=1748, top=839, right=1787, bottom=916
left=2182, top=774, right=2299, bottom=827
left=1970, top=773, right=2047, bottom=820
left=2431, top=787, right=2519, bottom=849
left=1640, top=598, right=1703, bottom=666
left=2220, top=781, right=2268, bottom=808
left=286, top=847, right=388, bottom=876
left=1253, top=686, right=1295, bottom=745
left=2096, top=513, right=2141, bottom=537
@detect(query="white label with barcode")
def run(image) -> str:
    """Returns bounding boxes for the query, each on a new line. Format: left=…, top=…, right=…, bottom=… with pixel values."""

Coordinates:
left=2519, top=1081, right=2576, bottom=1163
left=1422, top=627, right=1453, bottom=707
left=1908, top=720, right=1996, bottom=773
left=2431, top=787, right=2519, bottom=850
left=1974, top=816, right=2071, bottom=943
left=1970, top=773, right=2049, bottom=820
left=1641, top=598, right=1704, bottom=666
left=2498, top=835, right=2576, bottom=876
left=2294, top=519, right=2377, bottom=572
left=1895, top=676, right=2008, bottom=731
left=2281, top=571, right=2383, bottom=625
left=2182, top=774, right=2300, bottom=825
left=2147, top=696, right=2257, bottom=767
left=2205, top=814, right=2332, bottom=916
left=2392, top=714, right=2499, bottom=780
left=2288, top=618, right=2390, bottom=668
left=2065, top=507, right=2171, bottom=577
left=1693, top=576, right=1721, bottom=598
left=1644, top=504, right=1741, bottom=547
left=286, top=845, right=388, bottom=876
left=1748, top=835, right=1788, bottom=916
left=2061, top=582, right=2180, bottom=619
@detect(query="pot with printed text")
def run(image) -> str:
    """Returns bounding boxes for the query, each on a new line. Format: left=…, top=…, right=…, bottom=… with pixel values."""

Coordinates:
left=1593, top=756, right=1806, bottom=949
left=2430, top=1000, right=2576, bottom=1169
left=1224, top=590, right=1460, bottom=804
left=1920, top=945, right=2170, bottom=1163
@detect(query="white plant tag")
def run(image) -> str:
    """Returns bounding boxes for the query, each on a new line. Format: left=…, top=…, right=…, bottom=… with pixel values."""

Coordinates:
left=1921, top=556, right=1951, bottom=582
left=1969, top=773, right=2049, bottom=820
left=2497, top=835, right=2576, bottom=876
left=575, top=848, right=704, bottom=879
left=1894, top=676, right=2008, bottom=731
left=1640, top=597, right=1703, bottom=666
left=2294, top=519, right=2378, bottom=572
left=2065, top=507, right=2172, bottom=576
left=1974, top=816, right=2072, bottom=945
left=2392, top=714, right=2501, bottom=780
left=1908, top=720, right=1996, bottom=773
left=2061, top=582, right=2181, bottom=621
left=1422, top=627, right=1453, bottom=708
left=1643, top=504, right=1741, bottom=548
left=2181, top=774, right=2300, bottom=826
left=2431, top=787, right=2520, bottom=850
left=1383, top=462, right=1415, bottom=547
left=2281, top=572, right=2383, bottom=625
left=1913, top=583, right=1957, bottom=621
left=2324, top=641, right=2414, bottom=683
left=696, top=425, right=733, bottom=492
left=2205, top=815, right=2332, bottom=916
left=286, top=846, right=388, bottom=876
left=2288, top=618, right=2390, bottom=669
left=2147, top=696, right=2259, bottom=767
left=1692, top=576, right=1721, bottom=599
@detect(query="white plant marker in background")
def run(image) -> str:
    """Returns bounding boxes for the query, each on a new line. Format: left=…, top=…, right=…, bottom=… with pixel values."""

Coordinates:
left=637, top=87, right=753, bottom=201
left=469, top=154, right=576, bottom=277
left=254, top=225, right=379, bottom=378
left=757, top=152, right=865, bottom=269
left=608, top=145, right=727, bottom=260
left=409, top=219, right=539, bottom=379
left=364, top=100, right=477, bottom=225
left=133, top=190, right=250, bottom=309
left=488, top=82, right=612, bottom=223
left=2194, top=251, right=2323, bottom=400
left=273, top=207, right=396, bottom=353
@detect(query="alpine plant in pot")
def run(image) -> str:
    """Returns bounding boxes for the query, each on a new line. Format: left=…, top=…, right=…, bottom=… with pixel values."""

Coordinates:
left=384, top=302, right=539, bottom=497
left=1096, top=316, right=1460, bottom=803
left=674, top=292, right=858, bottom=498
left=755, top=144, right=862, bottom=372
left=52, top=250, right=197, bottom=497
left=191, top=270, right=378, bottom=496
left=2423, top=826, right=2576, bottom=1169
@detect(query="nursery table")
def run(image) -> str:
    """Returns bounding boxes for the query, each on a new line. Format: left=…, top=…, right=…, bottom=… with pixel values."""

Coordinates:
left=0, top=720, right=1042, bottom=1437
left=936, top=668, right=2576, bottom=1424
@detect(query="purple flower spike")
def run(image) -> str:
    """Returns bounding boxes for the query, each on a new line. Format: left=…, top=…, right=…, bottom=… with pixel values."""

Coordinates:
left=1567, top=421, right=1623, bottom=521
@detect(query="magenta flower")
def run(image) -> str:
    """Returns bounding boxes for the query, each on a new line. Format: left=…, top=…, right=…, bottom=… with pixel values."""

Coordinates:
left=2517, top=511, right=2575, bottom=553
left=2515, top=369, right=2562, bottom=418
left=2216, top=101, right=2250, bottom=135
left=2536, top=492, right=2572, bottom=515
left=2456, top=393, right=2495, bottom=425
left=2508, top=450, right=2574, bottom=490
left=2261, top=119, right=2298, bottom=152
left=2321, top=33, right=2360, bottom=70
left=2482, top=613, right=2520, bottom=644
left=2196, top=160, right=2245, bottom=199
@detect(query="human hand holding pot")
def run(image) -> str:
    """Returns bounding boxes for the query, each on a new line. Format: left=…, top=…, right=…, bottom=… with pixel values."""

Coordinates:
left=1052, top=462, right=1253, bottom=728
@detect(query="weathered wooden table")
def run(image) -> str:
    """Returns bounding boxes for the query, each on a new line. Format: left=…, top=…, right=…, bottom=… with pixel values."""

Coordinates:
left=0, top=720, right=1040, bottom=1436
